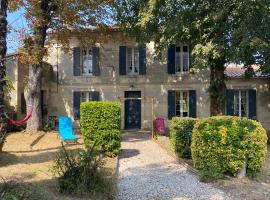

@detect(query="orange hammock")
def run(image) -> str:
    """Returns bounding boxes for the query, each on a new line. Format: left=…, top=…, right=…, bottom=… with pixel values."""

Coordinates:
left=5, top=107, right=34, bottom=126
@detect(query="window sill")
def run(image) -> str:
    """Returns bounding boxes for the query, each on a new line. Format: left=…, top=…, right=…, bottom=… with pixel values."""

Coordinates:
left=175, top=71, right=190, bottom=75
left=77, top=74, right=95, bottom=77
left=126, top=74, right=141, bottom=77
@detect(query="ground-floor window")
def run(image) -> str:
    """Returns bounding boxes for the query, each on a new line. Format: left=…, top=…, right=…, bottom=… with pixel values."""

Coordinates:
left=234, top=90, right=248, bottom=117
left=175, top=90, right=189, bottom=117
left=80, top=91, right=100, bottom=102
left=73, top=91, right=100, bottom=119
left=168, top=90, right=196, bottom=119
left=226, top=89, right=256, bottom=119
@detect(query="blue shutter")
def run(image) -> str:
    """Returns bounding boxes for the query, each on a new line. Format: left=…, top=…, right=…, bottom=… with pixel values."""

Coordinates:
left=168, top=44, right=176, bottom=74
left=168, top=90, right=176, bottom=120
left=226, top=89, right=235, bottom=115
left=189, top=90, right=197, bottom=118
left=119, top=46, right=126, bottom=75
left=92, top=47, right=100, bottom=76
left=248, top=89, right=257, bottom=119
left=90, top=91, right=100, bottom=101
left=73, top=47, right=81, bottom=76
left=73, top=91, right=81, bottom=120
left=139, top=46, right=146, bottom=75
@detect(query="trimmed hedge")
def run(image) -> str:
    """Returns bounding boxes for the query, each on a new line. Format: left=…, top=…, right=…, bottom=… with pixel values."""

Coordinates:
left=80, top=102, right=121, bottom=157
left=191, top=116, right=268, bottom=178
left=169, top=117, right=197, bottom=159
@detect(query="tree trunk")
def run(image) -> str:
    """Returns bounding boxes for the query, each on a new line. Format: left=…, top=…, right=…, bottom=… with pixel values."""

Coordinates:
left=25, top=65, right=42, bottom=131
left=209, top=61, right=227, bottom=116
left=0, top=0, right=8, bottom=151
left=25, top=0, right=50, bottom=132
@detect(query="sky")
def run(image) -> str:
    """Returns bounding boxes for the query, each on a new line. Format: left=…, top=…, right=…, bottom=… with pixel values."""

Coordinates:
left=7, top=8, right=28, bottom=54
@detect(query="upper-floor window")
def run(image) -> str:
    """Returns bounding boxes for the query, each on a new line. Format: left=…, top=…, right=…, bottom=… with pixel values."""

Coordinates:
left=126, top=47, right=139, bottom=75
left=82, top=48, right=93, bottom=75
left=175, top=90, right=189, bottom=117
left=73, top=46, right=100, bottom=76
left=234, top=90, right=248, bottom=117
left=175, top=45, right=189, bottom=73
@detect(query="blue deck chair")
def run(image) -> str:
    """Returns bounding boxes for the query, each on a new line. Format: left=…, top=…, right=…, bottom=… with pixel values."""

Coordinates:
left=58, top=116, right=78, bottom=143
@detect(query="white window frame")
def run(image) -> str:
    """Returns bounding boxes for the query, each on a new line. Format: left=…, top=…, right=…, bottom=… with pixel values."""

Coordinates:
left=81, top=48, right=93, bottom=76
left=175, top=90, right=189, bottom=117
left=126, top=47, right=139, bottom=75
left=175, top=44, right=189, bottom=73
left=234, top=90, right=249, bottom=117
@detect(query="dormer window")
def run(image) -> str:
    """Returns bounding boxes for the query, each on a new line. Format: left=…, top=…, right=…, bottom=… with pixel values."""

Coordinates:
left=126, top=47, right=139, bottom=75
left=175, top=45, right=189, bottom=73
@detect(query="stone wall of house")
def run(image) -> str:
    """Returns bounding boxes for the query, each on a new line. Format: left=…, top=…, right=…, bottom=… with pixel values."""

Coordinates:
left=44, top=33, right=211, bottom=129
left=6, top=32, right=270, bottom=134
left=43, top=32, right=270, bottom=133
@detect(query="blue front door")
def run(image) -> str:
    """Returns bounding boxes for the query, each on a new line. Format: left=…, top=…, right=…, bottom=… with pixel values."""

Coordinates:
left=125, top=91, right=141, bottom=129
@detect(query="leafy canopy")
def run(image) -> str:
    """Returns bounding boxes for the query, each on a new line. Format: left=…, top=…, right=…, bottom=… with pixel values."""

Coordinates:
left=15, top=0, right=114, bottom=65
left=116, top=0, right=270, bottom=71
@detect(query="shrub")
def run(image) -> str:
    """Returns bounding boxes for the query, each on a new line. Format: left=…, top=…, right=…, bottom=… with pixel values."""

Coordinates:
left=80, top=102, right=121, bottom=157
left=53, top=143, right=115, bottom=198
left=191, top=116, right=268, bottom=178
left=169, top=117, right=197, bottom=159
left=0, top=179, right=46, bottom=200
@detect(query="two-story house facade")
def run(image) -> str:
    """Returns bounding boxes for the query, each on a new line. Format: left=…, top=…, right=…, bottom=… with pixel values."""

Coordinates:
left=7, top=29, right=270, bottom=133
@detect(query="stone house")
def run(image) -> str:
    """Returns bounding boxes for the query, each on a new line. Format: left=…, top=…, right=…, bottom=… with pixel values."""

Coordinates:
left=6, top=29, right=270, bottom=133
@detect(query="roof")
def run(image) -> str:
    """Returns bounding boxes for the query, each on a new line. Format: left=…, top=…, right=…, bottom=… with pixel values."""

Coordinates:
left=225, top=64, right=270, bottom=78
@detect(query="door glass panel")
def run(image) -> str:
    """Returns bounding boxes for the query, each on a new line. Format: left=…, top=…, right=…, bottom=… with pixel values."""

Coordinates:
left=125, top=91, right=141, bottom=129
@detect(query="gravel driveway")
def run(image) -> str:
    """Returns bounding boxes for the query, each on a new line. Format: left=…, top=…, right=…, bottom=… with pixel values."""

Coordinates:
left=117, top=131, right=233, bottom=200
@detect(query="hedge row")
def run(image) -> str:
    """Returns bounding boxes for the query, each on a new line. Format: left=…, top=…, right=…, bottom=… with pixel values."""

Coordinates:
left=169, top=117, right=197, bottom=159
left=80, top=102, right=121, bottom=157
left=169, top=116, right=268, bottom=178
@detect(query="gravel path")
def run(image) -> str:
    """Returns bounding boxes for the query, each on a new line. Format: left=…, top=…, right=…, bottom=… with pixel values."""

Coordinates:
left=117, top=131, right=234, bottom=200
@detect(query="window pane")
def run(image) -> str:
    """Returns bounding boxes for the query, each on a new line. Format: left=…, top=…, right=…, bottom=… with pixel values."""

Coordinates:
left=134, top=48, right=139, bottom=73
left=182, top=91, right=188, bottom=113
left=175, top=51, right=181, bottom=72
left=183, top=46, right=188, bottom=52
left=241, top=91, right=247, bottom=117
left=234, top=91, right=240, bottom=116
left=82, top=48, right=93, bottom=74
left=127, top=48, right=133, bottom=73
left=183, top=52, right=189, bottom=72
left=175, top=91, right=180, bottom=116
left=81, top=92, right=87, bottom=102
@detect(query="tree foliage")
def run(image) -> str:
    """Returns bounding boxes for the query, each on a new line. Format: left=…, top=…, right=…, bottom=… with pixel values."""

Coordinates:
left=116, top=0, right=270, bottom=115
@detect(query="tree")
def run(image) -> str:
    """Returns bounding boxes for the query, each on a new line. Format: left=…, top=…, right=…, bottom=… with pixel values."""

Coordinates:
left=0, top=0, right=8, bottom=150
left=17, top=0, right=113, bottom=131
left=116, top=0, right=270, bottom=116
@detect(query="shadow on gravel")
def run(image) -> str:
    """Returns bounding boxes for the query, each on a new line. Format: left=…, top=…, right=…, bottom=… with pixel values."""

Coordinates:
left=119, top=149, right=140, bottom=159
left=121, top=131, right=151, bottom=143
